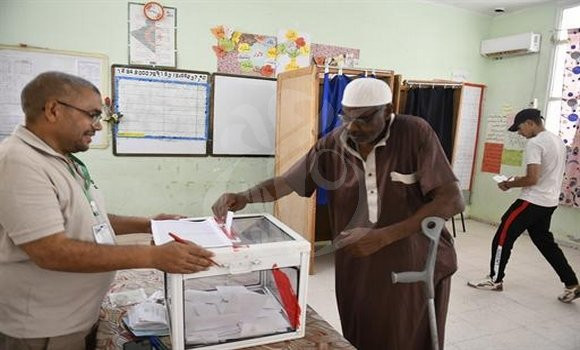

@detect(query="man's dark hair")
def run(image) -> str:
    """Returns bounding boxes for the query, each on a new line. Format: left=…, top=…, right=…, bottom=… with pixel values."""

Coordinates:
left=21, top=71, right=100, bottom=122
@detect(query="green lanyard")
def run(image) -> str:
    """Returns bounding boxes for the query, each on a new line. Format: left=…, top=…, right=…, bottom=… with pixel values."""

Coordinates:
left=66, top=155, right=99, bottom=217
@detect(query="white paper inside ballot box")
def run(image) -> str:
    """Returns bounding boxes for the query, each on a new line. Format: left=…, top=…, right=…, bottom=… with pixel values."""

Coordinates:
left=183, top=286, right=291, bottom=344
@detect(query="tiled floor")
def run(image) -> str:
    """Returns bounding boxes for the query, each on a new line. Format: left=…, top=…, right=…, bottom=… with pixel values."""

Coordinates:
left=307, top=219, right=580, bottom=350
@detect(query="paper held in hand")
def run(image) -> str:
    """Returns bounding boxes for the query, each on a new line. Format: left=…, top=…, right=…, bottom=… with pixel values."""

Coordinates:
left=492, top=175, right=511, bottom=183
left=151, top=216, right=236, bottom=248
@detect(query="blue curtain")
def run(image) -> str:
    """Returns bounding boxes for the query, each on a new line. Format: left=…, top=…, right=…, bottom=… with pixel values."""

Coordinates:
left=317, top=73, right=352, bottom=205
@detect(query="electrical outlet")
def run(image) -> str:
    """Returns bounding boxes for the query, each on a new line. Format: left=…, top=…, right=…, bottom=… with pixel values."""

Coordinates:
left=529, top=98, right=538, bottom=108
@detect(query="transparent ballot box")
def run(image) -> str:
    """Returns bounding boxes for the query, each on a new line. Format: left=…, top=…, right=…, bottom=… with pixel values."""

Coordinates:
left=164, top=214, right=311, bottom=350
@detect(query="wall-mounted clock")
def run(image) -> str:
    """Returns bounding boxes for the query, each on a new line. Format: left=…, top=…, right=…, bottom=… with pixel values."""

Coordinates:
left=143, top=1, right=164, bottom=21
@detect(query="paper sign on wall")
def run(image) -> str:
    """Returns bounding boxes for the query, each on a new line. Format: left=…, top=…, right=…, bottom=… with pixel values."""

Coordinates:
left=128, top=3, right=176, bottom=67
left=276, top=29, right=311, bottom=74
left=485, top=115, right=507, bottom=143
left=211, top=26, right=277, bottom=78
left=501, top=149, right=523, bottom=166
left=311, top=43, right=359, bottom=66
left=481, top=142, right=503, bottom=174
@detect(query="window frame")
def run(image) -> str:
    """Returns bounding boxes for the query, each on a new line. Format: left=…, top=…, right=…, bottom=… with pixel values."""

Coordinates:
left=544, top=1, right=580, bottom=135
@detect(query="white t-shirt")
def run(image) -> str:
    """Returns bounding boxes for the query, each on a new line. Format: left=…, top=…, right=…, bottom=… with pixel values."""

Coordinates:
left=519, top=130, right=566, bottom=207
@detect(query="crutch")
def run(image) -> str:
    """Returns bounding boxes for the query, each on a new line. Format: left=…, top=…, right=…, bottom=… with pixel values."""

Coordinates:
left=391, top=217, right=445, bottom=350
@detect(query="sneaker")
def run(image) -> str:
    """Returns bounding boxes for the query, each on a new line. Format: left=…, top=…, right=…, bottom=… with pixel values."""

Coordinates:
left=467, top=276, right=503, bottom=291
left=558, top=285, right=580, bottom=303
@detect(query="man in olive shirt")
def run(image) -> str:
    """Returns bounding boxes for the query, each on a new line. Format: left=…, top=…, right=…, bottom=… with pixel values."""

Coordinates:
left=0, top=72, right=214, bottom=350
left=213, top=78, right=464, bottom=349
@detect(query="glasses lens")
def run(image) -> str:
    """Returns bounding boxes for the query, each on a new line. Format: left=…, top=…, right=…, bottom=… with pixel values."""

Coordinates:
left=91, top=112, right=103, bottom=124
left=341, top=107, right=383, bottom=124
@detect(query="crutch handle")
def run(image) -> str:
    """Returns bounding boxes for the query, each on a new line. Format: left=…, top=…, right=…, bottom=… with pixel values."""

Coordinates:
left=391, top=271, right=426, bottom=284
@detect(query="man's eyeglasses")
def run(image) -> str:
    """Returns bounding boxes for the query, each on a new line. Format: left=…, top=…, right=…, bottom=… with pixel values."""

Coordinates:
left=338, top=107, right=385, bottom=125
left=56, top=100, right=103, bottom=125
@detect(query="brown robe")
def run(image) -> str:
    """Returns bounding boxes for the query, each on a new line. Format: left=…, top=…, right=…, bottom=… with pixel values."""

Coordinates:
left=283, top=115, right=458, bottom=349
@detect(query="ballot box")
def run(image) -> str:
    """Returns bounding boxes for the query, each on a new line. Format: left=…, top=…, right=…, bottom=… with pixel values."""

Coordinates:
left=163, top=214, right=311, bottom=350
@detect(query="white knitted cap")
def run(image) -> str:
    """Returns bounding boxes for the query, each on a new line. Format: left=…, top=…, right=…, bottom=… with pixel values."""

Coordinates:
left=341, top=78, right=392, bottom=107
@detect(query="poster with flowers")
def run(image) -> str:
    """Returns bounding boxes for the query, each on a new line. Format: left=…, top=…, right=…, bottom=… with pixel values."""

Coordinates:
left=211, top=25, right=277, bottom=78
left=276, top=29, right=311, bottom=75
left=311, top=43, right=360, bottom=67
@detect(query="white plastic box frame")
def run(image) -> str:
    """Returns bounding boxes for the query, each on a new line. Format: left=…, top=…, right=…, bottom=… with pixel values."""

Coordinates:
left=165, top=213, right=311, bottom=350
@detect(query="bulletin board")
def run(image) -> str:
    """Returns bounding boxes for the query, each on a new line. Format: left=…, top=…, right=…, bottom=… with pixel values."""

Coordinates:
left=0, top=44, right=109, bottom=148
left=210, top=73, right=276, bottom=156
left=112, top=65, right=211, bottom=156
left=451, top=83, right=485, bottom=191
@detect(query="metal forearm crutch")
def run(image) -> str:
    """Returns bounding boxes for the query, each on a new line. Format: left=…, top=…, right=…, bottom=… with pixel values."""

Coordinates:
left=391, top=217, right=445, bottom=350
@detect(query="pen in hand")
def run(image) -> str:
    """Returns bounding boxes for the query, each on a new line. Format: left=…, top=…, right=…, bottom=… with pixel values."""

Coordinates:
left=168, top=232, right=223, bottom=267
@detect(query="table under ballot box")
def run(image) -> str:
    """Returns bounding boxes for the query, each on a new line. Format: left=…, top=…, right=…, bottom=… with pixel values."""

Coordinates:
left=158, top=214, right=311, bottom=350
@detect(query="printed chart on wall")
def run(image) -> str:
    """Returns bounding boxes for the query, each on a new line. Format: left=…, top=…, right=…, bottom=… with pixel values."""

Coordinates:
left=451, top=83, right=485, bottom=190
left=0, top=45, right=109, bottom=147
left=128, top=2, right=176, bottom=67
left=112, top=65, right=210, bottom=156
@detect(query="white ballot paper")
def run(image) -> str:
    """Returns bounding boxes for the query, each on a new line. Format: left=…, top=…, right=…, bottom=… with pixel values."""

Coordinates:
left=109, top=288, right=147, bottom=307
left=225, top=211, right=234, bottom=235
left=123, top=302, right=170, bottom=336
left=492, top=175, right=509, bottom=183
left=183, top=285, right=290, bottom=345
left=492, top=175, right=514, bottom=192
left=151, top=218, right=233, bottom=248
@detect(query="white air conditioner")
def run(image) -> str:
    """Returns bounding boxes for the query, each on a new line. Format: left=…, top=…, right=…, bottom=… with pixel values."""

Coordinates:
left=480, top=32, right=541, bottom=58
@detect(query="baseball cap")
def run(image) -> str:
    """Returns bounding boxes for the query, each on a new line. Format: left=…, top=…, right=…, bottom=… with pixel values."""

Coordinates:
left=342, top=78, right=392, bottom=107
left=507, top=108, right=542, bottom=132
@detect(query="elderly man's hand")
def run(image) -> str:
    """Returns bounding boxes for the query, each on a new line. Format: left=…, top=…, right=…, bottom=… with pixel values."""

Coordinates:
left=211, top=193, right=248, bottom=222
left=333, top=227, right=390, bottom=257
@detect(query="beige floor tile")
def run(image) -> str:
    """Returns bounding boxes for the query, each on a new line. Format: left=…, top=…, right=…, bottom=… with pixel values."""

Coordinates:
left=307, top=219, right=580, bottom=349
left=453, top=327, right=568, bottom=350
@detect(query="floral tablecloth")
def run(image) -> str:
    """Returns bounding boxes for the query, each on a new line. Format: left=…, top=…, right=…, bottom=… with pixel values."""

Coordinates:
left=96, top=269, right=354, bottom=350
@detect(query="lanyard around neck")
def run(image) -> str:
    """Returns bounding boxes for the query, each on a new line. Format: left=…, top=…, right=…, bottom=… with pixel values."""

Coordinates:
left=66, top=155, right=99, bottom=217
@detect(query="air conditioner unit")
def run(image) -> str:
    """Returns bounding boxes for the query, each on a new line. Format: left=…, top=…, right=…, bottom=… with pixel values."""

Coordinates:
left=480, top=32, right=541, bottom=58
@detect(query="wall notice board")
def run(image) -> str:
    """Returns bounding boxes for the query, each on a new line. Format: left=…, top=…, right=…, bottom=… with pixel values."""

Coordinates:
left=112, top=65, right=211, bottom=156
left=0, top=45, right=109, bottom=148
left=210, top=74, right=277, bottom=156
left=451, top=83, right=485, bottom=191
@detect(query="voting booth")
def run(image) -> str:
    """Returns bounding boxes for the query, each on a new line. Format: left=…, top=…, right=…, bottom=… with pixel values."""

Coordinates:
left=160, top=214, right=311, bottom=350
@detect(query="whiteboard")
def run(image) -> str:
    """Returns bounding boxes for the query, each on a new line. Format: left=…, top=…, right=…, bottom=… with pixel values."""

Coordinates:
left=211, top=74, right=276, bottom=156
left=0, top=45, right=109, bottom=148
left=451, top=83, right=484, bottom=191
left=112, top=65, right=210, bottom=156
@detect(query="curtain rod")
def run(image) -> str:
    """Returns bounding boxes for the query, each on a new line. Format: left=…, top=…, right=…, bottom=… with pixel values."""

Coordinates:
left=314, top=64, right=394, bottom=76
left=404, top=80, right=463, bottom=88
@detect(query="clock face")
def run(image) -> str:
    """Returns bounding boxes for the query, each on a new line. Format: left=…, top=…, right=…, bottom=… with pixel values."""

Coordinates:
left=143, top=2, right=164, bottom=21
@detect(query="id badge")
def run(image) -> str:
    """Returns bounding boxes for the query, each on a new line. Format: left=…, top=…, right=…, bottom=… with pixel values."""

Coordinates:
left=92, top=223, right=115, bottom=245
